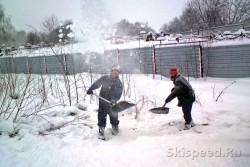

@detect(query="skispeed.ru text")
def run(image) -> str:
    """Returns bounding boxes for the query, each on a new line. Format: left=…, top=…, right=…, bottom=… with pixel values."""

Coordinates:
left=166, top=147, right=242, bottom=160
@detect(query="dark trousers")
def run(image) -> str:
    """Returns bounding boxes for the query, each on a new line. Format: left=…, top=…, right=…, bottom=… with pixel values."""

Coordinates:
left=182, top=102, right=193, bottom=124
left=97, top=101, right=119, bottom=128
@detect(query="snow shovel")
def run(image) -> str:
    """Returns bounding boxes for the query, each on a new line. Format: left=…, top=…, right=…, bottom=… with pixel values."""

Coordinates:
left=149, top=102, right=169, bottom=114
left=92, top=93, right=135, bottom=112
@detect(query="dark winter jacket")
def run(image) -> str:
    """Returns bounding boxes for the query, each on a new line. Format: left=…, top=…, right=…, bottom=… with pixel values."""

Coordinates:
left=88, top=75, right=123, bottom=103
left=166, top=74, right=195, bottom=106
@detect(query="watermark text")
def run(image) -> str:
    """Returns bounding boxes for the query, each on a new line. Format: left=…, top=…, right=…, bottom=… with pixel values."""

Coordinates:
left=167, top=147, right=242, bottom=160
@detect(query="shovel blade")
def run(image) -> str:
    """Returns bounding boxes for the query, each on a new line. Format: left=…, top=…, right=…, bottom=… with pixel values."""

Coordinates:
left=111, top=101, right=135, bottom=112
left=149, top=107, right=170, bottom=114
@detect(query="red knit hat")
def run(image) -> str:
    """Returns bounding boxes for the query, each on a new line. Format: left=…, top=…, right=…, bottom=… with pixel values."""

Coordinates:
left=169, top=68, right=178, bottom=73
left=169, top=68, right=178, bottom=76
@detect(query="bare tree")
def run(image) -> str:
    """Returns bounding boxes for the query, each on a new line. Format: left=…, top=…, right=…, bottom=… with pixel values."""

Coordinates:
left=187, top=0, right=226, bottom=28
left=222, top=0, right=250, bottom=24
left=161, top=17, right=186, bottom=33
left=180, top=6, right=203, bottom=31
left=189, top=0, right=250, bottom=27
left=41, top=14, right=59, bottom=34
left=0, top=4, right=14, bottom=46
left=26, top=31, right=41, bottom=45
left=161, top=0, right=250, bottom=33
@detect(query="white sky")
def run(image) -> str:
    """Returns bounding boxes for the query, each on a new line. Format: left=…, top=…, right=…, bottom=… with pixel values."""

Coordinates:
left=0, top=0, right=187, bottom=32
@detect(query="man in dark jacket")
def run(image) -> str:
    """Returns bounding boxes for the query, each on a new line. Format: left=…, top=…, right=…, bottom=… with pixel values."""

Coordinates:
left=87, top=67, right=123, bottom=140
left=165, top=68, right=196, bottom=130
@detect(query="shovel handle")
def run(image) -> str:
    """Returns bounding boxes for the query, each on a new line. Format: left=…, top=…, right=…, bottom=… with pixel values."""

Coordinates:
left=92, top=92, right=112, bottom=104
left=161, top=102, right=167, bottom=109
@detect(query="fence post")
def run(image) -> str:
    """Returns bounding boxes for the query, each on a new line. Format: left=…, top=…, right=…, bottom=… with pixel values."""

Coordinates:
left=11, top=56, right=15, bottom=73
left=26, top=57, right=29, bottom=74
left=44, top=55, right=48, bottom=74
left=152, top=45, right=157, bottom=79
left=199, top=45, right=204, bottom=78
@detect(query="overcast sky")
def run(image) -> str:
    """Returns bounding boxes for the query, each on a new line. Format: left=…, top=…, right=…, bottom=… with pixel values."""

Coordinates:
left=0, top=0, right=187, bottom=32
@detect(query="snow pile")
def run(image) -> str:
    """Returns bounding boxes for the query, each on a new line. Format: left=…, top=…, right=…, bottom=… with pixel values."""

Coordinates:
left=0, top=74, right=250, bottom=167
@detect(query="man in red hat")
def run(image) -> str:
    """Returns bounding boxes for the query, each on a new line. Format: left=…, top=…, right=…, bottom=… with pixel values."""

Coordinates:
left=165, top=68, right=196, bottom=130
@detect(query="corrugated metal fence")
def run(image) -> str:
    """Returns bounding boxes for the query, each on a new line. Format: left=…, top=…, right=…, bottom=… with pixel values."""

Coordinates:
left=0, top=42, right=250, bottom=78
left=153, top=43, right=201, bottom=78
left=202, top=44, right=250, bottom=78
left=105, top=42, right=250, bottom=78
left=0, top=53, right=112, bottom=75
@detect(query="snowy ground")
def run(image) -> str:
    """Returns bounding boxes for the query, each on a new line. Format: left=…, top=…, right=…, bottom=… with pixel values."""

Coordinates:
left=0, top=74, right=250, bottom=167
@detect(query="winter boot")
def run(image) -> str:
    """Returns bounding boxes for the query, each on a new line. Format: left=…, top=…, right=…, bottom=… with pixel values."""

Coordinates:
left=184, top=119, right=195, bottom=130
left=111, top=125, right=119, bottom=136
left=184, top=123, right=191, bottom=130
left=98, top=127, right=105, bottom=140
left=190, top=120, right=195, bottom=127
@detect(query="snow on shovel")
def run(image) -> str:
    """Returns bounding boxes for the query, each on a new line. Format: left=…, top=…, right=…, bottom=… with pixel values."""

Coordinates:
left=92, top=93, right=135, bottom=113
left=149, top=102, right=169, bottom=114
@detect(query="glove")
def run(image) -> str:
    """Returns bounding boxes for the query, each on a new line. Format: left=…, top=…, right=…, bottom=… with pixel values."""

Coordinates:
left=87, top=89, right=93, bottom=95
left=165, top=96, right=171, bottom=103
left=110, top=100, right=116, bottom=106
